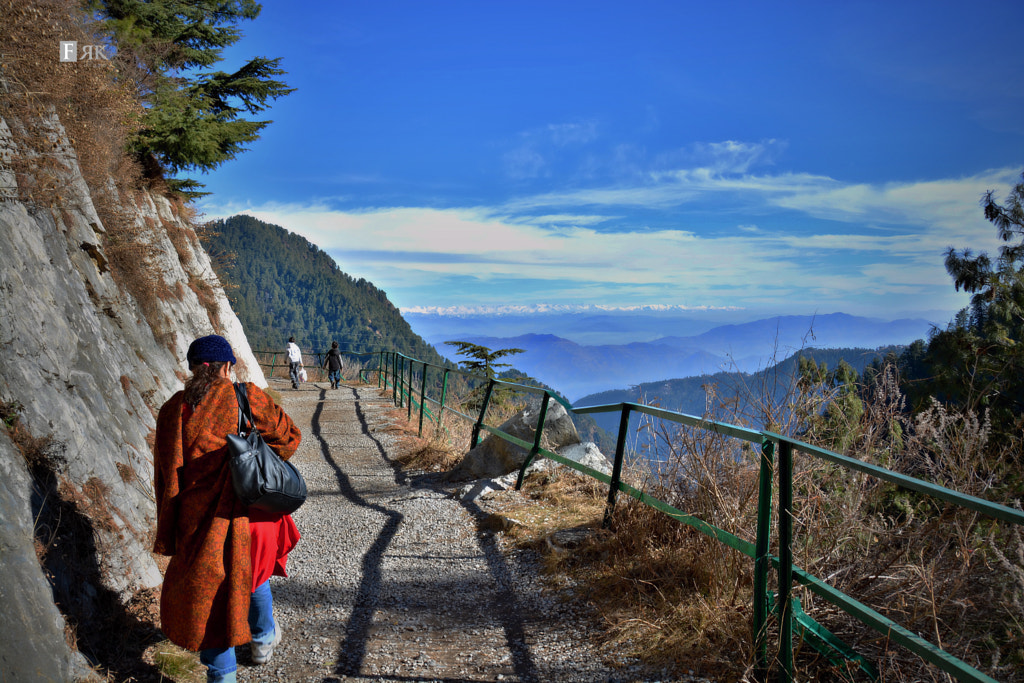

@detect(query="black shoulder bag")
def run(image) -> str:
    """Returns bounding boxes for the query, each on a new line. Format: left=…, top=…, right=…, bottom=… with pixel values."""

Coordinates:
left=227, top=382, right=307, bottom=514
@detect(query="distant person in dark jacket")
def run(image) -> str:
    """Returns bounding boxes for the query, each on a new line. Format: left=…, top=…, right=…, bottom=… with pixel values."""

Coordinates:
left=322, top=341, right=344, bottom=389
left=286, top=337, right=303, bottom=389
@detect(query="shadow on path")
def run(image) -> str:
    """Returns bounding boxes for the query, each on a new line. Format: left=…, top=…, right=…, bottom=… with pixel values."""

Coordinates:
left=310, top=387, right=403, bottom=676
left=317, top=385, right=539, bottom=683
left=459, top=496, right=540, bottom=683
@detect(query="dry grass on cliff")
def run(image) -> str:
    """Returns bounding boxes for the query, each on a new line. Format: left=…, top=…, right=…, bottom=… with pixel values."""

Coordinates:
left=1, top=0, right=144, bottom=208
left=0, top=0, right=220, bottom=340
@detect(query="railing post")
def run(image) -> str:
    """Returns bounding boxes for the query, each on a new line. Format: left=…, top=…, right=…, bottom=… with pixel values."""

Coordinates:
left=603, top=404, right=632, bottom=528
left=417, top=362, right=428, bottom=437
left=438, top=369, right=449, bottom=428
left=778, top=439, right=795, bottom=682
left=399, top=356, right=406, bottom=407
left=470, top=379, right=496, bottom=451
left=270, top=353, right=277, bottom=378
left=516, top=393, right=550, bottom=490
left=403, top=358, right=411, bottom=421
left=392, top=353, right=399, bottom=404
left=377, top=351, right=384, bottom=388
left=753, top=438, right=776, bottom=682
left=396, top=356, right=402, bottom=407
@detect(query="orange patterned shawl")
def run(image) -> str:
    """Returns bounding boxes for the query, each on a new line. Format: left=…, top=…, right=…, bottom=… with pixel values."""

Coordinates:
left=153, top=379, right=301, bottom=651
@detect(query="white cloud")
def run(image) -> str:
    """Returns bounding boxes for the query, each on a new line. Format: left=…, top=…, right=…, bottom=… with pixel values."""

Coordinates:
left=219, top=203, right=910, bottom=308
left=402, top=303, right=743, bottom=315
left=506, top=165, right=1017, bottom=248
left=546, top=121, right=600, bottom=146
left=509, top=213, right=614, bottom=227
left=502, top=147, right=548, bottom=179
left=202, top=163, right=1013, bottom=314
left=769, top=169, right=1018, bottom=240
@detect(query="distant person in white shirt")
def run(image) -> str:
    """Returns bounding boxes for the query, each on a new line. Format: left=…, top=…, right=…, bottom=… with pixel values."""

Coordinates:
left=286, top=337, right=303, bottom=389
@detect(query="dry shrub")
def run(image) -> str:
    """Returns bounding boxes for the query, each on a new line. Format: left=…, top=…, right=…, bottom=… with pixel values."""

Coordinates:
left=147, top=639, right=205, bottom=682
left=188, top=273, right=218, bottom=323
left=564, top=494, right=754, bottom=681
left=520, top=465, right=605, bottom=509
left=721, top=361, right=1023, bottom=681
left=545, top=356, right=1023, bottom=681
left=1, top=0, right=144, bottom=209
left=0, top=0, right=194, bottom=331
left=164, top=220, right=195, bottom=268
left=395, top=414, right=464, bottom=472
left=773, top=379, right=1021, bottom=680
left=115, top=460, right=135, bottom=484
left=3, top=398, right=68, bottom=474
left=171, top=218, right=231, bottom=323
left=193, top=218, right=239, bottom=288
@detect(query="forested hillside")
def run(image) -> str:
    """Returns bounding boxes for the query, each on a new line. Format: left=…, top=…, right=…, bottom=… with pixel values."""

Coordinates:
left=200, top=214, right=446, bottom=362
left=576, top=346, right=900, bottom=416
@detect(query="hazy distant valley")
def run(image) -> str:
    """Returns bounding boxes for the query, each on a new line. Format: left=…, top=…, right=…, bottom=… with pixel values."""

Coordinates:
left=408, top=311, right=939, bottom=401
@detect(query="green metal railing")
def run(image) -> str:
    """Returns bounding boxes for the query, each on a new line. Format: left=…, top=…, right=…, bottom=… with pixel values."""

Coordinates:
left=253, top=349, right=385, bottom=383
left=261, top=348, right=1024, bottom=682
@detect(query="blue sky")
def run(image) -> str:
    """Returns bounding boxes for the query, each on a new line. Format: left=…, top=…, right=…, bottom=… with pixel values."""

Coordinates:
left=198, top=0, right=1024, bottom=322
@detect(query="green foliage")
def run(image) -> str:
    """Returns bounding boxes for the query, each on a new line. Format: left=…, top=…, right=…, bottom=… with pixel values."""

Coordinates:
left=900, top=171, right=1024, bottom=447
left=1, top=399, right=23, bottom=430
left=443, top=341, right=525, bottom=378
left=198, top=214, right=446, bottom=364
left=796, top=357, right=864, bottom=451
left=578, top=346, right=897, bottom=420
left=443, top=341, right=530, bottom=411
left=151, top=639, right=203, bottom=680
left=88, top=0, right=294, bottom=188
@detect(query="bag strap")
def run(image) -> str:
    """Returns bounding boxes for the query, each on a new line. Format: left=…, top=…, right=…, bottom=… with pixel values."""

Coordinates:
left=233, top=382, right=255, bottom=435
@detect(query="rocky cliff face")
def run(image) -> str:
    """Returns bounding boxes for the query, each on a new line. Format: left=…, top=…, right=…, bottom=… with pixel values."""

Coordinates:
left=0, top=112, right=265, bottom=679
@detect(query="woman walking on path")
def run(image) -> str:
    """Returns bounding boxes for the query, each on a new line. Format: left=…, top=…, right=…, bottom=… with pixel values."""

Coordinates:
left=153, top=335, right=303, bottom=682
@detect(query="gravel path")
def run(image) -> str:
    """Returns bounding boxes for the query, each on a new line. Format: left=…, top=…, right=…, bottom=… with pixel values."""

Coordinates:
left=233, top=378, right=682, bottom=683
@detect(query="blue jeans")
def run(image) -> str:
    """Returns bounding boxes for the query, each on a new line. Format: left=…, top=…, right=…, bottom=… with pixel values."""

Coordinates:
left=200, top=580, right=276, bottom=682
left=328, top=369, right=342, bottom=387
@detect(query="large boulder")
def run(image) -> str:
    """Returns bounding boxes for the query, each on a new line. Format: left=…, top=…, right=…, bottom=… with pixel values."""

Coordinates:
left=447, top=396, right=581, bottom=480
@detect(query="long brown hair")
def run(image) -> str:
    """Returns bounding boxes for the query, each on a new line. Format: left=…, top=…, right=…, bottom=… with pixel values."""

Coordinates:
left=183, top=361, right=229, bottom=407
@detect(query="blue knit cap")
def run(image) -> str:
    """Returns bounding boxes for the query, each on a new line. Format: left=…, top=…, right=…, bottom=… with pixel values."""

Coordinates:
left=186, top=335, right=236, bottom=368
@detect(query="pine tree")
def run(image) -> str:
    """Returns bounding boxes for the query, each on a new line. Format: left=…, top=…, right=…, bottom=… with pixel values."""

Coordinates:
left=443, top=342, right=525, bottom=378
left=88, top=0, right=294, bottom=193
left=903, top=171, right=1024, bottom=444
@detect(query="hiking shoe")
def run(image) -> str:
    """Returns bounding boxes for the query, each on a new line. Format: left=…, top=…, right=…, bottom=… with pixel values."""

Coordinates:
left=251, top=624, right=282, bottom=665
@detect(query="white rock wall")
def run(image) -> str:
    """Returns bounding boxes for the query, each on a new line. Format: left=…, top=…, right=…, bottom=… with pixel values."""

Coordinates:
left=0, top=111, right=266, bottom=677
